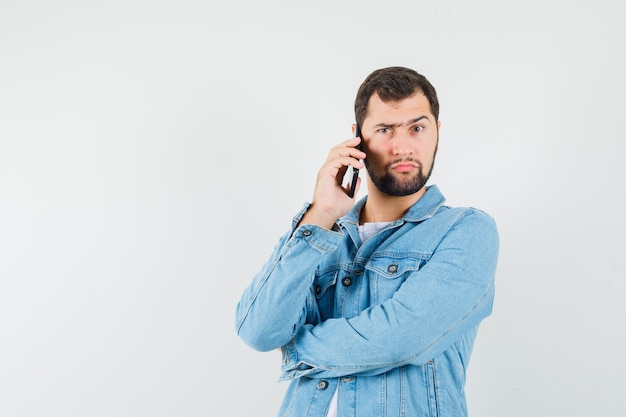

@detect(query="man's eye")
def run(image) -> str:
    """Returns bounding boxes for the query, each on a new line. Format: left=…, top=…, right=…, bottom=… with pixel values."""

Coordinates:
left=412, top=125, right=424, bottom=132
left=378, top=128, right=392, bottom=134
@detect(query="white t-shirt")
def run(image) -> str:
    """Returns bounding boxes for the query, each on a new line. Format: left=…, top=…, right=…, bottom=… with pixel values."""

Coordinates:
left=324, top=221, right=392, bottom=417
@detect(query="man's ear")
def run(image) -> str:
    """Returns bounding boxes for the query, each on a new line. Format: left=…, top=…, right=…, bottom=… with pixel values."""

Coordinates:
left=351, top=123, right=356, bottom=135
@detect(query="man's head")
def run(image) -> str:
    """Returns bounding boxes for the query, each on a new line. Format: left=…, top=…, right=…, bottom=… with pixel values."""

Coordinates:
left=354, top=66, right=439, bottom=128
left=354, top=67, right=440, bottom=197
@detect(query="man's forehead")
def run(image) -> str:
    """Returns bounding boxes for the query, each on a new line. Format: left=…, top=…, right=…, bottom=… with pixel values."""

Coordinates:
left=365, top=91, right=434, bottom=123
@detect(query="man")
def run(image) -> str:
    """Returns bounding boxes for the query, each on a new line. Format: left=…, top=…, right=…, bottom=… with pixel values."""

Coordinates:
left=236, top=66, right=499, bottom=417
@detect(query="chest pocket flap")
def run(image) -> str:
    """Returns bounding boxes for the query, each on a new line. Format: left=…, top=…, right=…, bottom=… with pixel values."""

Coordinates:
left=312, top=268, right=340, bottom=298
left=365, top=253, right=430, bottom=279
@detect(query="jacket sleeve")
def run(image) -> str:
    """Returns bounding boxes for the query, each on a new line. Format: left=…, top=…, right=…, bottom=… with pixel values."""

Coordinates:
left=280, top=209, right=499, bottom=379
left=235, top=204, right=345, bottom=352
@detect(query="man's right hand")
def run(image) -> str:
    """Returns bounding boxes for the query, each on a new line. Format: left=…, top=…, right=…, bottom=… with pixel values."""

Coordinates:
left=299, top=137, right=366, bottom=230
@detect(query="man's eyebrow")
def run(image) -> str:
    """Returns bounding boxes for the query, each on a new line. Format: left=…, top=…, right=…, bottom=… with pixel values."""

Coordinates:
left=373, top=115, right=430, bottom=129
left=407, top=116, right=430, bottom=124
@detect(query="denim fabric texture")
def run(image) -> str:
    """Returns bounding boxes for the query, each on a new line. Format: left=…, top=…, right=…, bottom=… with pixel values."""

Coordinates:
left=236, top=185, right=499, bottom=417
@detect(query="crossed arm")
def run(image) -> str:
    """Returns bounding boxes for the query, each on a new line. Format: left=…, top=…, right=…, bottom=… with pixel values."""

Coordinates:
left=236, top=209, right=499, bottom=379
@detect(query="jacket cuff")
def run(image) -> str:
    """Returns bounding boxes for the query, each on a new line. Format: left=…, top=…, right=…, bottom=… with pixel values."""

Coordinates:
left=279, top=335, right=315, bottom=381
left=290, top=203, right=344, bottom=254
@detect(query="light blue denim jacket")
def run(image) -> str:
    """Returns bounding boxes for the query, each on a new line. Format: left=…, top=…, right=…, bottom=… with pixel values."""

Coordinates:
left=236, top=185, right=499, bottom=417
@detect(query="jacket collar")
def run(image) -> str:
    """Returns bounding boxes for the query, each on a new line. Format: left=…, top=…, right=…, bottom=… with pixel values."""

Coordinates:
left=339, top=185, right=446, bottom=227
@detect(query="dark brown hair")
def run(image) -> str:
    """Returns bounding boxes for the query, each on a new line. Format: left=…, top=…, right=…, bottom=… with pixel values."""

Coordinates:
left=354, top=66, right=439, bottom=126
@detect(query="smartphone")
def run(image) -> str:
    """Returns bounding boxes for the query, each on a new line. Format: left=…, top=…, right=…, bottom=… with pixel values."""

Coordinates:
left=346, top=123, right=362, bottom=198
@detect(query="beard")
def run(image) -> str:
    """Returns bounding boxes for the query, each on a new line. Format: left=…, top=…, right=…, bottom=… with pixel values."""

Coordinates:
left=365, top=148, right=437, bottom=197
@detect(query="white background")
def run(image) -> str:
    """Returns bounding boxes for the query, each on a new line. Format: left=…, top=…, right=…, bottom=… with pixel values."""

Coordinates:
left=1, top=1, right=625, bottom=416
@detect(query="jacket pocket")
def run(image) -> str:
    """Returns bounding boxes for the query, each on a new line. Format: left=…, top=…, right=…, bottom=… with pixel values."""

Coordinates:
left=310, top=266, right=342, bottom=322
left=365, top=253, right=430, bottom=302
left=425, top=360, right=440, bottom=417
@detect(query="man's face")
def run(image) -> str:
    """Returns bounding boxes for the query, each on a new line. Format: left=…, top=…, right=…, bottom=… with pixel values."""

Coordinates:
left=361, top=91, right=440, bottom=197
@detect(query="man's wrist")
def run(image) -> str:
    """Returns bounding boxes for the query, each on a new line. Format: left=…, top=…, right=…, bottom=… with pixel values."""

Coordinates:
left=298, top=204, right=337, bottom=231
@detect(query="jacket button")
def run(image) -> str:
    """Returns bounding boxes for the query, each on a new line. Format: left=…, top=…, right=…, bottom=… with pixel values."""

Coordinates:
left=341, top=277, right=352, bottom=287
left=387, top=264, right=398, bottom=273
left=302, top=229, right=312, bottom=236
left=317, top=380, right=329, bottom=390
left=314, top=285, right=322, bottom=295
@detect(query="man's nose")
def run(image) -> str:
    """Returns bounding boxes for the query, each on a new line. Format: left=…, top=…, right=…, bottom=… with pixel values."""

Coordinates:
left=391, top=130, right=413, bottom=156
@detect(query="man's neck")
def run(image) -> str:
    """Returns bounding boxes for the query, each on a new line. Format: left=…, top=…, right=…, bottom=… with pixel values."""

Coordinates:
left=360, top=186, right=426, bottom=224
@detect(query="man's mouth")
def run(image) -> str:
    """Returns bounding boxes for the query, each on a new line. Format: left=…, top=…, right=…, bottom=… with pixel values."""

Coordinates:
left=389, top=159, right=419, bottom=173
